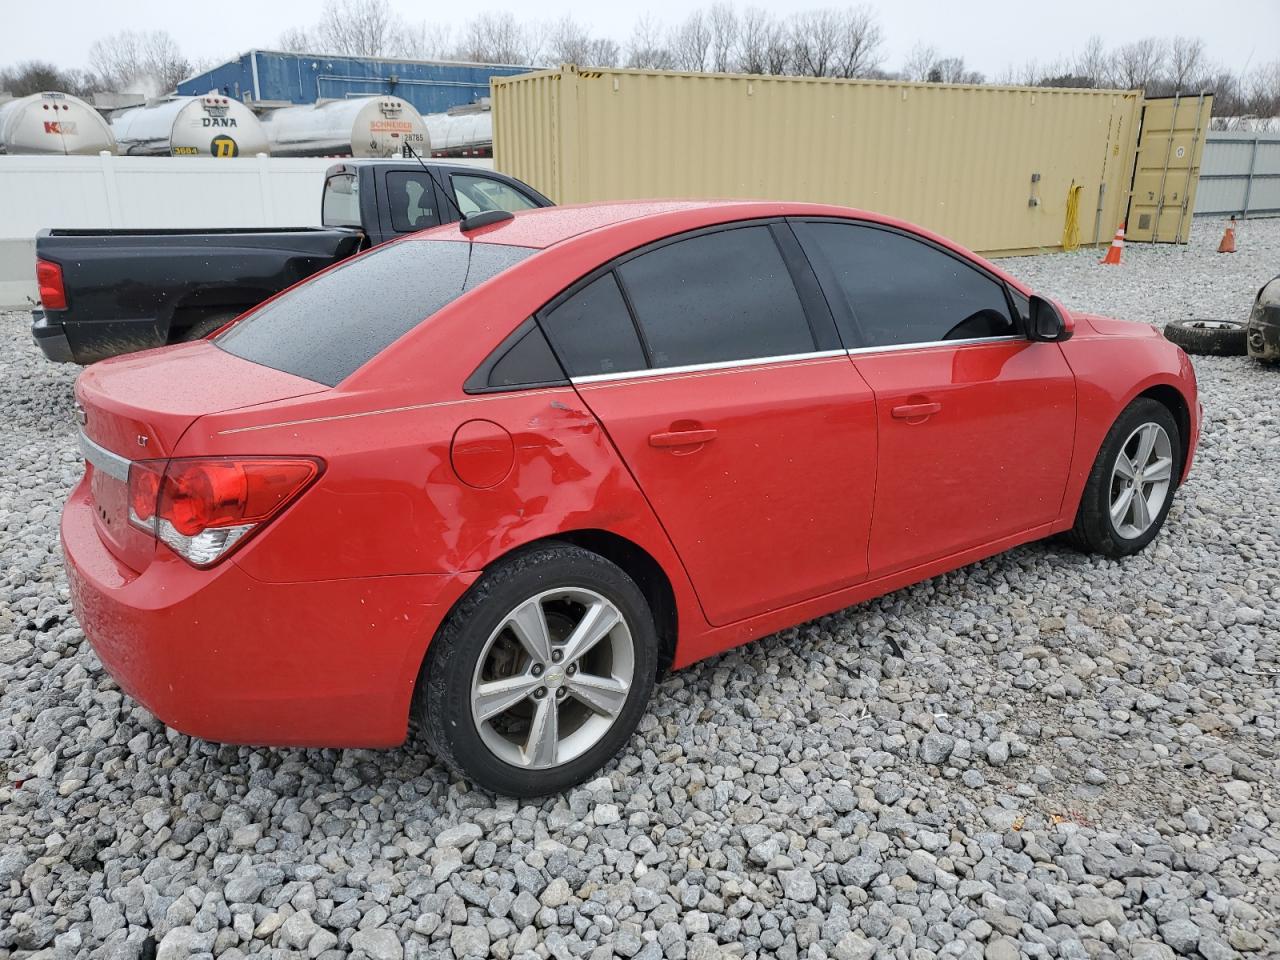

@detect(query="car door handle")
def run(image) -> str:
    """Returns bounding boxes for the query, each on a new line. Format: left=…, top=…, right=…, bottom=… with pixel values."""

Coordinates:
left=891, top=402, right=942, bottom=420
left=649, top=428, right=718, bottom=447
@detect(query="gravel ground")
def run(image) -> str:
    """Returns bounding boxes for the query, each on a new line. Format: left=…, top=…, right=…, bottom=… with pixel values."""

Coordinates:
left=1, top=218, right=1277, bottom=960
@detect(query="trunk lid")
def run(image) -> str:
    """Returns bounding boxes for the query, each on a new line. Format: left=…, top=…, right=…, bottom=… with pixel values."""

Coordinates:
left=75, top=341, right=327, bottom=571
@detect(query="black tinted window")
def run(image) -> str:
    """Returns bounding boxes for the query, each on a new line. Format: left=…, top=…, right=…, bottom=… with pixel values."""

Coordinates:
left=385, top=172, right=440, bottom=233
left=617, top=226, right=813, bottom=368
left=795, top=222, right=1015, bottom=346
left=486, top=324, right=566, bottom=389
left=217, top=240, right=533, bottom=386
left=540, top=273, right=647, bottom=377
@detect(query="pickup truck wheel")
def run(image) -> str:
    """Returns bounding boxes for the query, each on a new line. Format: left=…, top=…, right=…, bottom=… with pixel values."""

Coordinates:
left=417, top=542, right=658, bottom=797
left=1066, top=398, right=1182, bottom=558
left=1162, top=318, right=1246, bottom=356
left=177, top=313, right=236, bottom=342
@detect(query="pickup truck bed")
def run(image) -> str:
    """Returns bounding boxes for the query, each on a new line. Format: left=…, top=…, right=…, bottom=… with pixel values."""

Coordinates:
left=32, top=160, right=552, bottom=364
left=34, top=227, right=362, bottom=363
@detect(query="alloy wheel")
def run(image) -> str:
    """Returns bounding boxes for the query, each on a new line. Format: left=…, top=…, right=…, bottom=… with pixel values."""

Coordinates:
left=470, top=587, right=634, bottom=769
left=1108, top=421, right=1173, bottom=539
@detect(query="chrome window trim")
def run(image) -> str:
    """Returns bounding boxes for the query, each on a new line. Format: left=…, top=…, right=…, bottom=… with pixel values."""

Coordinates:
left=846, top=335, right=1023, bottom=356
left=570, top=349, right=849, bottom=385
left=568, top=336, right=1025, bottom=385
left=78, top=430, right=131, bottom=482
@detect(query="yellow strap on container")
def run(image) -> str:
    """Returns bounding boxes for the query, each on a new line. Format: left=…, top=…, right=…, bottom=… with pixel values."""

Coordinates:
left=1062, top=182, right=1083, bottom=252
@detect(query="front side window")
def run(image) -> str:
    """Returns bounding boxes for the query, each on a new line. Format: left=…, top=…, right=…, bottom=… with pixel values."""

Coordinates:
left=321, top=173, right=360, bottom=227
left=540, top=273, right=648, bottom=378
left=616, top=226, right=814, bottom=368
left=217, top=240, right=534, bottom=386
left=453, top=175, right=539, bottom=217
left=385, top=172, right=440, bottom=233
left=794, top=222, right=1016, bottom=347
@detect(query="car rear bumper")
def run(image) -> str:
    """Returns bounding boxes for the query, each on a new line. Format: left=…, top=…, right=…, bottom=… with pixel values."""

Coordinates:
left=62, top=476, right=471, bottom=748
left=31, top=311, right=75, bottom=363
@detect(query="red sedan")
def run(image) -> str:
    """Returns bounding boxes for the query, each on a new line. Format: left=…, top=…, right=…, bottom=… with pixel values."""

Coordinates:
left=63, top=201, right=1200, bottom=796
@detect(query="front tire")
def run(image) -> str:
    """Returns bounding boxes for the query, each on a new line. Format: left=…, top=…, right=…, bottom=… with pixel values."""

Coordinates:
left=1066, top=398, right=1181, bottom=558
left=418, top=542, right=658, bottom=796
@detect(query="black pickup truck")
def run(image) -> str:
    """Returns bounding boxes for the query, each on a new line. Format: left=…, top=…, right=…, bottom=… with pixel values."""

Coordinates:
left=31, top=160, right=552, bottom=363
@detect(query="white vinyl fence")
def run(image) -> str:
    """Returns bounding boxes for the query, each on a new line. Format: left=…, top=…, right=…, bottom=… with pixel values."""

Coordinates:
left=0, top=153, right=495, bottom=309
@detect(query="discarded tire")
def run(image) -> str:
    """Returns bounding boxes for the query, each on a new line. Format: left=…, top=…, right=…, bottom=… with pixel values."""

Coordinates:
left=1162, top=319, right=1247, bottom=356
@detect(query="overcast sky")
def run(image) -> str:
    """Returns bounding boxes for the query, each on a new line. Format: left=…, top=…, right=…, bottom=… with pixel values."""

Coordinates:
left=4, top=0, right=1277, bottom=79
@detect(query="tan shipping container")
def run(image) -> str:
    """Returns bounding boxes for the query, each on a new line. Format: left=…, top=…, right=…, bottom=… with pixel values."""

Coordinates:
left=493, top=65, right=1144, bottom=256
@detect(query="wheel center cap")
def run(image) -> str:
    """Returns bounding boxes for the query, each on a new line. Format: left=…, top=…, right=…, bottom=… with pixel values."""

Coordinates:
left=543, top=671, right=564, bottom=689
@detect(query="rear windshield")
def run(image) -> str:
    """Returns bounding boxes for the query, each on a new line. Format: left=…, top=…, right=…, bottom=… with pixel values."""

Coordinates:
left=216, top=239, right=534, bottom=386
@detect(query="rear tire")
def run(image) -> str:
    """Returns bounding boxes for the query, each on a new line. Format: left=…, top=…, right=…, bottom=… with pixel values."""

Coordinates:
left=418, top=542, right=658, bottom=797
left=1066, top=398, right=1181, bottom=558
left=1162, top=318, right=1246, bottom=356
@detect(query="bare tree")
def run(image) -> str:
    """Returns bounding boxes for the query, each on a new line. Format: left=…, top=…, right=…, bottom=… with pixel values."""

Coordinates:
left=0, top=61, right=100, bottom=98
left=397, top=22, right=456, bottom=61
left=89, top=30, right=191, bottom=95
left=902, top=43, right=940, bottom=82
left=459, top=12, right=541, bottom=65
left=276, top=27, right=314, bottom=54
left=707, top=4, right=740, bottom=73
left=736, top=7, right=791, bottom=75
left=543, top=16, right=618, bottom=68
left=789, top=9, right=842, bottom=77
left=1168, top=36, right=1206, bottom=92
left=545, top=16, right=592, bottom=66
left=1074, top=35, right=1110, bottom=88
left=1243, top=60, right=1280, bottom=117
left=830, top=6, right=884, bottom=79
left=670, top=12, right=713, bottom=72
left=312, top=0, right=405, bottom=58
left=626, top=15, right=675, bottom=70
left=1110, top=37, right=1167, bottom=90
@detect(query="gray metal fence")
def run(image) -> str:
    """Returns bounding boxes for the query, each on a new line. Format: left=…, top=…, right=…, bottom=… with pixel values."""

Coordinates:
left=1194, top=131, right=1280, bottom=217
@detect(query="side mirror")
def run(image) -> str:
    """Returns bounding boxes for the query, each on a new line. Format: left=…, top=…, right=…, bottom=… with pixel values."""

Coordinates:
left=1028, top=294, right=1074, bottom=342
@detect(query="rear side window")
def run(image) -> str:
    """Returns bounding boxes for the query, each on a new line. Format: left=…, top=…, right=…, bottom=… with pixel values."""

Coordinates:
left=385, top=172, right=441, bottom=233
left=540, top=273, right=648, bottom=377
left=794, top=221, right=1016, bottom=347
left=617, top=226, right=814, bottom=368
left=217, top=240, right=534, bottom=386
left=485, top=323, right=566, bottom=389
left=322, top=173, right=360, bottom=227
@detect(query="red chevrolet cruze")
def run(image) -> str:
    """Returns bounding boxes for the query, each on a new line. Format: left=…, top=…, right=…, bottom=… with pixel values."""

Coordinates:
left=64, top=201, right=1200, bottom=795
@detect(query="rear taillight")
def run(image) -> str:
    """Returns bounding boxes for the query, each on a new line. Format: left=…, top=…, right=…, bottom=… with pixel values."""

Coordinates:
left=128, top=457, right=322, bottom=567
left=36, top=259, right=67, bottom=310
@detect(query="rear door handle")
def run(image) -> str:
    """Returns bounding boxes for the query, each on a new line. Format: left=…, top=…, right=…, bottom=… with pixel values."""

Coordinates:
left=891, top=402, right=941, bottom=420
left=649, top=428, right=718, bottom=447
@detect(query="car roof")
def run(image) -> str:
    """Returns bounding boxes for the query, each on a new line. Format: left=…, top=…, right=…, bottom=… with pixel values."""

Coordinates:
left=413, top=199, right=874, bottom=250
left=407, top=198, right=1031, bottom=295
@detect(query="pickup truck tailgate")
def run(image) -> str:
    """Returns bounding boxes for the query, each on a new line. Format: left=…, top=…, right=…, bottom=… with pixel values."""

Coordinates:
left=75, top=341, right=327, bottom=572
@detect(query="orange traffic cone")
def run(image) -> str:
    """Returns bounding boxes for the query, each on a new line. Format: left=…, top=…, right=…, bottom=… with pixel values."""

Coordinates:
left=1100, top=223, right=1125, bottom=265
left=1218, top=217, right=1237, bottom=254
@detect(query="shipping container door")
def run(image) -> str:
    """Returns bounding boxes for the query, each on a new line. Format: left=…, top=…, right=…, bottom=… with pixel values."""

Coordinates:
left=1126, top=94, right=1213, bottom=243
